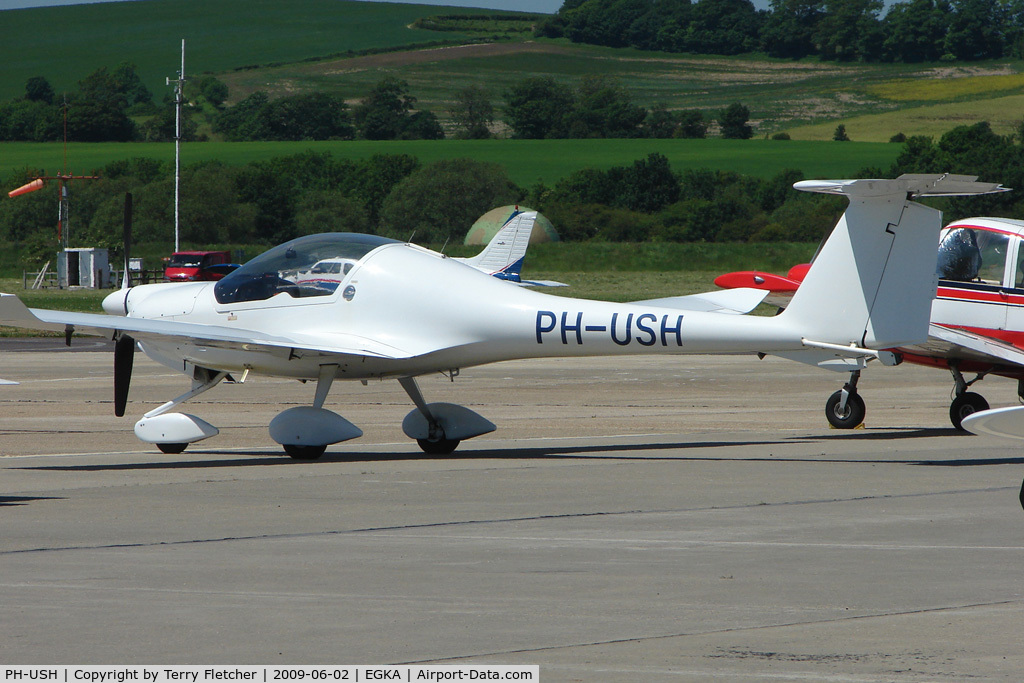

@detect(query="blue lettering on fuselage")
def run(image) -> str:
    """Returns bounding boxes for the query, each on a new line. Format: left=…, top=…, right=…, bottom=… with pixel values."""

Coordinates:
left=561, top=311, right=583, bottom=345
left=536, top=310, right=684, bottom=347
left=635, top=313, right=657, bottom=346
left=536, top=311, right=557, bottom=343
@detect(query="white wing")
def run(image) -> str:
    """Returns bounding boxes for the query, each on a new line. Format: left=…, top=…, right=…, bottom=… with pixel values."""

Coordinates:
left=0, top=293, right=414, bottom=361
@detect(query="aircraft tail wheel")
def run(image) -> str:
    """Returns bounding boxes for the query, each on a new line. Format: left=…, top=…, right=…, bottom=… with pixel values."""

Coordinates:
left=825, top=390, right=866, bottom=429
left=284, top=444, right=327, bottom=460
left=157, top=443, right=188, bottom=454
left=950, top=392, right=989, bottom=431
left=417, top=438, right=460, bottom=455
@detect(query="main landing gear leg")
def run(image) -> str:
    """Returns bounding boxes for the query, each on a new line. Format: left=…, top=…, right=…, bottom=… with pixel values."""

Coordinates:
left=825, top=369, right=866, bottom=429
left=948, top=363, right=989, bottom=431
left=399, top=377, right=461, bottom=455
left=268, top=364, right=363, bottom=460
left=283, top=364, right=337, bottom=460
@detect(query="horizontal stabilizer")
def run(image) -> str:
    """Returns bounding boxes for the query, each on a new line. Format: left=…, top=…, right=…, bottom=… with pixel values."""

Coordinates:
left=795, top=174, right=1008, bottom=198
left=632, top=287, right=768, bottom=315
left=714, top=270, right=801, bottom=293
left=512, top=278, right=568, bottom=288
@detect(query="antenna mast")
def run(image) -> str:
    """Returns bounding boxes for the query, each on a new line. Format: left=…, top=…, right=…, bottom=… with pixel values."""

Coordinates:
left=166, top=39, right=186, bottom=252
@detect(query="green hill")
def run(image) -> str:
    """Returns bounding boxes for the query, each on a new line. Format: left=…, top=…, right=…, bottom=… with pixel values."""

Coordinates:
left=0, top=0, right=479, bottom=101
left=3, top=0, right=1024, bottom=142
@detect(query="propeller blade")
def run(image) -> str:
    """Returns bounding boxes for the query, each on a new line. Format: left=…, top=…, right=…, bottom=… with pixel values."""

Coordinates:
left=122, top=192, right=133, bottom=289
left=114, top=334, right=135, bottom=417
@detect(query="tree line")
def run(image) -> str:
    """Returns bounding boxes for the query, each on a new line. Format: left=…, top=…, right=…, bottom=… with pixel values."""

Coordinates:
left=0, top=65, right=756, bottom=142
left=4, top=119, right=1020, bottom=264
left=0, top=64, right=160, bottom=143
left=502, top=78, right=754, bottom=139
left=540, top=0, right=1024, bottom=62
left=0, top=67, right=447, bottom=144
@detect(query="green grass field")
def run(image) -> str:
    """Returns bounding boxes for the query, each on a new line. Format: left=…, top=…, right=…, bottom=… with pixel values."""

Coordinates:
left=784, top=93, right=1024, bottom=142
left=0, top=0, right=482, bottom=101
left=0, top=138, right=900, bottom=187
left=866, top=72, right=1024, bottom=101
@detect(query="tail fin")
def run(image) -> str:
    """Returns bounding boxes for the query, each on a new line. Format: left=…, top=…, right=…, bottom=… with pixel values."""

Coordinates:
left=457, top=209, right=537, bottom=281
left=781, top=174, right=1007, bottom=350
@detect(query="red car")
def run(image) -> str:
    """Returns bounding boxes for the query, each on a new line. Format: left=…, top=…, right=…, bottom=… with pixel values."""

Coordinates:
left=163, top=251, right=234, bottom=282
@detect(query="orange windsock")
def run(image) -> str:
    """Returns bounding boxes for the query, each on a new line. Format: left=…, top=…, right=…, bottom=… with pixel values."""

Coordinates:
left=8, top=178, right=44, bottom=198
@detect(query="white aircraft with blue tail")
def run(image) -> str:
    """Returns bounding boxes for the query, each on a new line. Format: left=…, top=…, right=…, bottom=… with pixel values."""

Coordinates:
left=455, top=207, right=566, bottom=287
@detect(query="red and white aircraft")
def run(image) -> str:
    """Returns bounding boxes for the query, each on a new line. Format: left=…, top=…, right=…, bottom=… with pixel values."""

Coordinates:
left=716, top=215, right=1024, bottom=430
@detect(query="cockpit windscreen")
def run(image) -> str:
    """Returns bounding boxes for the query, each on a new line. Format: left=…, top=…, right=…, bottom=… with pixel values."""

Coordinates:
left=937, top=228, right=982, bottom=282
left=936, top=227, right=1009, bottom=285
left=214, top=233, right=397, bottom=304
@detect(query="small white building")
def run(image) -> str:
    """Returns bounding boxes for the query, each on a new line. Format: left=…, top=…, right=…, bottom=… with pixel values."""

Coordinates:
left=58, top=248, right=110, bottom=289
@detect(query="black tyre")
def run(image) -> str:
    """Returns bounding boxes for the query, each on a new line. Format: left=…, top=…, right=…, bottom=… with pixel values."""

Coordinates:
left=949, top=392, right=989, bottom=431
left=157, top=442, right=188, bottom=454
left=285, top=444, right=327, bottom=460
left=825, top=390, right=866, bottom=429
left=416, top=438, right=460, bottom=455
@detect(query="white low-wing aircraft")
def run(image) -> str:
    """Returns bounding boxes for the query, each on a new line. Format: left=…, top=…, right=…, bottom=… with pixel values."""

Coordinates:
left=0, top=174, right=1005, bottom=459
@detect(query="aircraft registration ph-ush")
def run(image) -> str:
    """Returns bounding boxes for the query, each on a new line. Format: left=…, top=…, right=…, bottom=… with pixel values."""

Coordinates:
left=0, top=174, right=1005, bottom=459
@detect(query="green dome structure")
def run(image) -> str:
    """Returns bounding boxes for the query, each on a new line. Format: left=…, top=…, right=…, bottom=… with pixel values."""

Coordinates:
left=464, top=206, right=559, bottom=245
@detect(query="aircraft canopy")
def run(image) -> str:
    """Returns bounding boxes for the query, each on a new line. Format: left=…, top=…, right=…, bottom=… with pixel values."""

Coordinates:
left=214, top=232, right=397, bottom=304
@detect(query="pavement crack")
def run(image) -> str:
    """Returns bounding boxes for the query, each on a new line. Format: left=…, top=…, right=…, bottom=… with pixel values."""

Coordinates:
left=3, top=485, right=1019, bottom=556
left=397, top=599, right=1021, bottom=665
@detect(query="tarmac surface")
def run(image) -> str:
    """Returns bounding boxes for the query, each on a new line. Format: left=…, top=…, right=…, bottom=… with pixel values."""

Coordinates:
left=2, top=339, right=1023, bottom=680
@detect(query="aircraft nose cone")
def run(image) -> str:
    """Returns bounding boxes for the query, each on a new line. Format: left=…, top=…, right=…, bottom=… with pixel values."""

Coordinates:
left=102, top=289, right=130, bottom=315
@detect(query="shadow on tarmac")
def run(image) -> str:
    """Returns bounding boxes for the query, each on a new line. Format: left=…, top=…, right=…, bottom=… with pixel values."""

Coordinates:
left=15, top=426, right=1024, bottom=471
left=0, top=495, right=62, bottom=506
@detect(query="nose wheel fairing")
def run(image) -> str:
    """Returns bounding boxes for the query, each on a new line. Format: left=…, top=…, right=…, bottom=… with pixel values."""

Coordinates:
left=135, top=412, right=219, bottom=447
